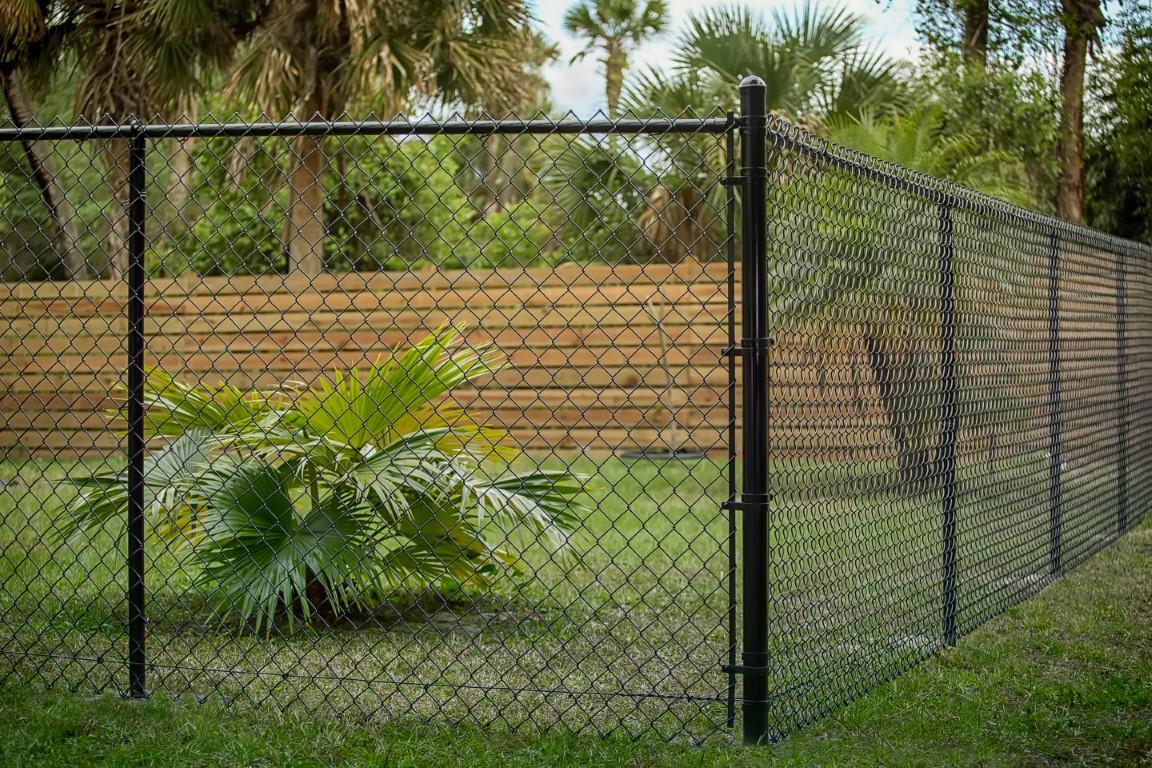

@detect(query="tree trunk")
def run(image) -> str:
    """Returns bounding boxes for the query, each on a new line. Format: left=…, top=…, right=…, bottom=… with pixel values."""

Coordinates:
left=960, top=0, right=989, bottom=68
left=284, top=88, right=329, bottom=278
left=478, top=134, right=508, bottom=215
left=1, top=67, right=90, bottom=279
left=604, top=46, right=626, bottom=117
left=285, top=132, right=327, bottom=278
left=102, top=141, right=132, bottom=279
left=165, top=138, right=196, bottom=234
left=863, top=330, right=936, bottom=492
left=1056, top=0, right=1104, bottom=223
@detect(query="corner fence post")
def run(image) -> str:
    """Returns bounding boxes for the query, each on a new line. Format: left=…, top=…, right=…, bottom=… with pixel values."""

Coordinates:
left=1116, top=245, right=1128, bottom=535
left=127, top=121, right=148, bottom=698
left=938, top=202, right=959, bottom=647
left=737, top=75, right=771, bottom=746
left=1047, top=229, right=1063, bottom=576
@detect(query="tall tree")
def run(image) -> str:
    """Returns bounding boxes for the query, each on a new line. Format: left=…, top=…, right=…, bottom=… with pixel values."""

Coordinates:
left=0, top=0, right=89, bottom=278
left=959, top=0, right=990, bottom=66
left=563, top=0, right=668, bottom=116
left=911, top=0, right=1061, bottom=70
left=228, top=0, right=535, bottom=277
left=612, top=3, right=906, bottom=261
left=1056, top=0, right=1106, bottom=222
left=60, top=0, right=261, bottom=277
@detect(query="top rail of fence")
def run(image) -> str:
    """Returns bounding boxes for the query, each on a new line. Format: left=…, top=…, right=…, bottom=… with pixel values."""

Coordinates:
left=0, top=114, right=734, bottom=141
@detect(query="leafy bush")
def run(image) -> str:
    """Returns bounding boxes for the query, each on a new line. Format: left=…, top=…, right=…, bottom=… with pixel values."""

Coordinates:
left=59, top=329, right=587, bottom=632
left=149, top=136, right=289, bottom=276
left=324, top=136, right=471, bottom=271
left=442, top=201, right=558, bottom=269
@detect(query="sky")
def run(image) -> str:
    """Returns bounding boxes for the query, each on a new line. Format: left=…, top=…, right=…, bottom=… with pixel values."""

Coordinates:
left=534, top=0, right=923, bottom=115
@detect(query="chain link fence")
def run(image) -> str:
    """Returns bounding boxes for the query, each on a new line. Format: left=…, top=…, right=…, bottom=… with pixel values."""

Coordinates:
left=0, top=77, right=1149, bottom=744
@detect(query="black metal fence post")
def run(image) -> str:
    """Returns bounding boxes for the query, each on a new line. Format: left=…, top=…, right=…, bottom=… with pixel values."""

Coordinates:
left=737, top=74, right=771, bottom=746
left=1116, top=245, right=1128, bottom=535
left=1047, top=229, right=1063, bottom=576
left=938, top=202, right=959, bottom=647
left=126, top=121, right=148, bottom=698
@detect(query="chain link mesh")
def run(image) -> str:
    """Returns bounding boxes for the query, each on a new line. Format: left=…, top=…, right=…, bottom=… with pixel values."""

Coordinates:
left=0, top=112, right=736, bottom=742
left=0, top=106, right=1148, bottom=743
left=760, top=118, right=1152, bottom=737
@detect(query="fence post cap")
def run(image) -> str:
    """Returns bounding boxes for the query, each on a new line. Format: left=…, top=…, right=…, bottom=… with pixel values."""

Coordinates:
left=739, top=75, right=766, bottom=90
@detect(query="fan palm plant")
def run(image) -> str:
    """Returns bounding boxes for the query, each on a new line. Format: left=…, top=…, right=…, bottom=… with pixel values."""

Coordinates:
left=60, top=329, right=587, bottom=633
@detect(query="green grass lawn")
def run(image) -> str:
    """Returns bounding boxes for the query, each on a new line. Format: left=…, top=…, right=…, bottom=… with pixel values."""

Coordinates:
left=1, top=453, right=1148, bottom=758
left=0, top=516, right=1147, bottom=767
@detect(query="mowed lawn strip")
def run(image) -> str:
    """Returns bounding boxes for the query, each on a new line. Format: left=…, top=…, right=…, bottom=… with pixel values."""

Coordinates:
left=0, top=517, right=1148, bottom=767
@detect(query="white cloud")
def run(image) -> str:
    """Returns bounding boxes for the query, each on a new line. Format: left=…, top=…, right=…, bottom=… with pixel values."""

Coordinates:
left=534, top=0, right=922, bottom=115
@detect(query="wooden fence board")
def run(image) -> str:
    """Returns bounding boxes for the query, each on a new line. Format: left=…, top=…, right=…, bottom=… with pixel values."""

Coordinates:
left=0, top=263, right=1070, bottom=460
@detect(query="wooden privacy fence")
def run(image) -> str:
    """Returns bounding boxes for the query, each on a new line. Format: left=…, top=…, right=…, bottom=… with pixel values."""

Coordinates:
left=4, top=261, right=918, bottom=460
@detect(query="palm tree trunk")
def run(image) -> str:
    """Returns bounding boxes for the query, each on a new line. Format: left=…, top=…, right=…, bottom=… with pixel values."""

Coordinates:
left=863, top=329, right=935, bottom=491
left=165, top=138, right=196, bottom=234
left=102, top=141, right=132, bottom=279
left=285, top=91, right=328, bottom=277
left=604, top=46, right=626, bottom=117
left=478, top=135, right=508, bottom=215
left=1, top=67, right=90, bottom=280
left=1056, top=0, right=1104, bottom=223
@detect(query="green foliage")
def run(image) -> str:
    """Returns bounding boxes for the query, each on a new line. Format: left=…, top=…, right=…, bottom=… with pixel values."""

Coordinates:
left=441, top=201, right=559, bottom=269
left=0, top=143, right=58, bottom=281
left=547, top=138, right=654, bottom=264
left=0, top=140, right=111, bottom=280
left=58, top=329, right=588, bottom=632
left=324, top=137, right=470, bottom=271
left=145, top=135, right=561, bottom=276
left=828, top=106, right=1035, bottom=206
left=911, top=55, right=1059, bottom=210
left=150, top=136, right=288, bottom=277
left=912, top=0, right=1061, bottom=69
left=626, top=3, right=906, bottom=123
left=1087, top=17, right=1152, bottom=244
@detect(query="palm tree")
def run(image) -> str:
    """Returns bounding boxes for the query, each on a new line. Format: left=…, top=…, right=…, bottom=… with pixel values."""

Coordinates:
left=227, top=0, right=535, bottom=277
left=774, top=107, right=1034, bottom=487
left=0, top=0, right=89, bottom=279
left=57, top=0, right=262, bottom=277
left=628, top=3, right=904, bottom=126
left=563, top=0, right=669, bottom=116
left=603, top=3, right=904, bottom=264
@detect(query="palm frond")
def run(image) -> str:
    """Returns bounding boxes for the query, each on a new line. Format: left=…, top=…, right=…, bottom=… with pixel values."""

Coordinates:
left=57, top=428, right=215, bottom=542
left=459, top=470, right=589, bottom=551
left=293, top=327, right=503, bottom=449
left=773, top=1, right=863, bottom=62
left=140, top=367, right=273, bottom=437
left=194, top=458, right=380, bottom=632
